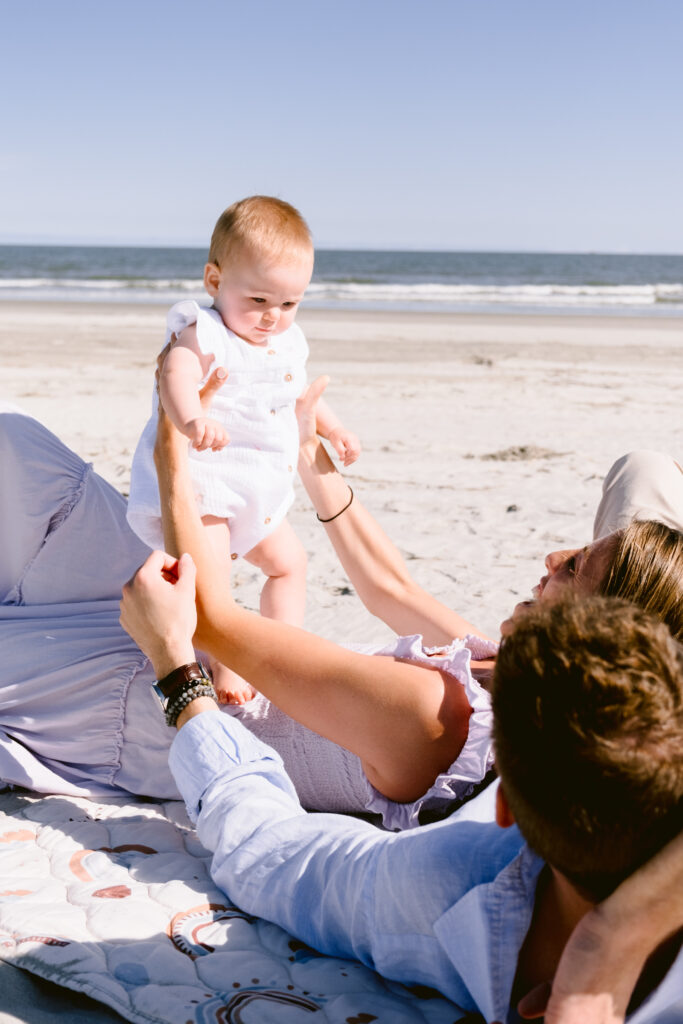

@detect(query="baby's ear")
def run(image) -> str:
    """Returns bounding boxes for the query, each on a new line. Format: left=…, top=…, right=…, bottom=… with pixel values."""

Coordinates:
left=203, top=262, right=221, bottom=296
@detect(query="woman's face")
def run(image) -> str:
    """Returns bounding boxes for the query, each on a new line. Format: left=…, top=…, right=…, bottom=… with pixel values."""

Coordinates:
left=500, top=533, right=618, bottom=636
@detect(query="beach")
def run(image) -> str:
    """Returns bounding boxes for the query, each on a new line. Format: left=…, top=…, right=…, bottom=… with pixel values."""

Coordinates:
left=0, top=301, right=682, bottom=1023
left=1, top=301, right=681, bottom=644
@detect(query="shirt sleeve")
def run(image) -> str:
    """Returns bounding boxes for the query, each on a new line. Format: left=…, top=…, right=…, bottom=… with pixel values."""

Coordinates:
left=168, top=709, right=382, bottom=967
left=168, top=709, right=517, bottom=1002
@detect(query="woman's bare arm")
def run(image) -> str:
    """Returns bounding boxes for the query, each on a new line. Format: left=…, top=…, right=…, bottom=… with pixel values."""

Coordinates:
left=153, top=375, right=471, bottom=803
left=297, top=378, right=495, bottom=647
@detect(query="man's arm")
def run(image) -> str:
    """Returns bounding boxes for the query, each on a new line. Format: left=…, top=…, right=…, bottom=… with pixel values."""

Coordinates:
left=169, top=710, right=384, bottom=966
left=119, top=553, right=496, bottom=1007
left=121, top=550, right=386, bottom=964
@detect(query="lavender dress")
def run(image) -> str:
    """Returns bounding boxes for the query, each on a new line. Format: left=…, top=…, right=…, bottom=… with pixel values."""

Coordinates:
left=0, top=407, right=178, bottom=798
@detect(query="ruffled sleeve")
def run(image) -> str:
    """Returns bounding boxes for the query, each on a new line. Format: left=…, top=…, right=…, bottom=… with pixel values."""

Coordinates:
left=363, top=633, right=497, bottom=830
left=166, top=301, right=230, bottom=371
left=462, top=633, right=499, bottom=660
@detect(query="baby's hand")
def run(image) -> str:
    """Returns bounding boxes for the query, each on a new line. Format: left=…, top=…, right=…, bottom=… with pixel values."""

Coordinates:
left=327, top=426, right=361, bottom=467
left=185, top=416, right=229, bottom=452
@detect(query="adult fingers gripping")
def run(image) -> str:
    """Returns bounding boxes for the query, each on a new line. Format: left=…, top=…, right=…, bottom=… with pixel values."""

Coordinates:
left=119, top=551, right=198, bottom=665
left=199, top=366, right=228, bottom=414
left=296, top=375, right=329, bottom=444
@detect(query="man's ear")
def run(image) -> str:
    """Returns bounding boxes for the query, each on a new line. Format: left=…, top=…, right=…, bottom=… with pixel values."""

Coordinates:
left=496, top=782, right=516, bottom=829
left=204, top=262, right=221, bottom=297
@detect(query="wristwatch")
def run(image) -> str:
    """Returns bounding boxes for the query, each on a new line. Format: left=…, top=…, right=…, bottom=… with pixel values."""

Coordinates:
left=152, top=661, right=211, bottom=713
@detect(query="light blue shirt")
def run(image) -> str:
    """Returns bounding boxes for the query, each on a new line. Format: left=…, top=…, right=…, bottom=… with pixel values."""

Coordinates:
left=169, top=709, right=683, bottom=1023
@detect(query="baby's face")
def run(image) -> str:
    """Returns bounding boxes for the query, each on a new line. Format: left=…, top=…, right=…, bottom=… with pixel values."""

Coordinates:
left=204, top=250, right=313, bottom=345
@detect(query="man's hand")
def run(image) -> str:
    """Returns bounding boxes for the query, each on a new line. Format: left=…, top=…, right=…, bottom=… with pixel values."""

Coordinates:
left=199, top=366, right=229, bottom=413
left=327, top=425, right=361, bottom=467
left=516, top=828, right=683, bottom=1024
left=120, top=550, right=198, bottom=679
left=518, top=985, right=626, bottom=1024
left=516, top=901, right=647, bottom=1024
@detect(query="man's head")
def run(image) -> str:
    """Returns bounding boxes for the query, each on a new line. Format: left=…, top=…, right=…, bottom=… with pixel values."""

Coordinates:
left=492, top=596, right=683, bottom=901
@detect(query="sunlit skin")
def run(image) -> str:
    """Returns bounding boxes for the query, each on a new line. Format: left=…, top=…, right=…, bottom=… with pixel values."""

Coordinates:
left=499, top=534, right=618, bottom=637
left=203, top=249, right=314, bottom=347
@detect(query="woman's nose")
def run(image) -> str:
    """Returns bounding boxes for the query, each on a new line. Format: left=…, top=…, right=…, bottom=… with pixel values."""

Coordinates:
left=545, top=548, right=576, bottom=573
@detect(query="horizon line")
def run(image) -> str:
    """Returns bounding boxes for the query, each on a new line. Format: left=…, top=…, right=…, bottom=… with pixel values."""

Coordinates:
left=1, top=240, right=682, bottom=258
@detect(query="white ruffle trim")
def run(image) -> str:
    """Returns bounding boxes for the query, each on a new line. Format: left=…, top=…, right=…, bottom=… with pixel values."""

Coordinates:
left=167, top=300, right=228, bottom=373
left=363, top=633, right=497, bottom=831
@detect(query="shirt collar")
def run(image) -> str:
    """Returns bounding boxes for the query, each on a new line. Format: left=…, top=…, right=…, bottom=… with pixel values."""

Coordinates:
left=434, top=843, right=544, bottom=1022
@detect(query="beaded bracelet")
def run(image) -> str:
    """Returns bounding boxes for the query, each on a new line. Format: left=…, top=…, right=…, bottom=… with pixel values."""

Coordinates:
left=165, top=682, right=217, bottom=728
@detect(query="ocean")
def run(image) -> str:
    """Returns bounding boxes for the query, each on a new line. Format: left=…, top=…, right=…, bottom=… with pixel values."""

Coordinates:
left=1, top=245, right=682, bottom=316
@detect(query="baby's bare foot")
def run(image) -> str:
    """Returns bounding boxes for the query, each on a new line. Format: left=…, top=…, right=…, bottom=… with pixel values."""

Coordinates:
left=211, top=662, right=257, bottom=705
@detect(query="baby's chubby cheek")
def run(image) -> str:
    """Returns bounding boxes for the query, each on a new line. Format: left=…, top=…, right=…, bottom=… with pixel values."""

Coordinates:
left=499, top=600, right=536, bottom=638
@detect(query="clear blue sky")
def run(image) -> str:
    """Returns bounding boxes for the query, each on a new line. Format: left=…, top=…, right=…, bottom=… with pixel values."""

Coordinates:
left=3, top=0, right=682, bottom=252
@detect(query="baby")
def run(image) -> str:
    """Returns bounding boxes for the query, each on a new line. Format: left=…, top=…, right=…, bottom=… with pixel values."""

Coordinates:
left=127, top=196, right=359, bottom=703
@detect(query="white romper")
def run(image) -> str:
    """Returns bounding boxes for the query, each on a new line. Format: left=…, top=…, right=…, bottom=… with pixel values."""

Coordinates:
left=127, top=300, right=308, bottom=556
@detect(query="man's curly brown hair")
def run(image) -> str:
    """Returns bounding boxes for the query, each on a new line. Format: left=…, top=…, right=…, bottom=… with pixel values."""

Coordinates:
left=492, top=595, right=683, bottom=900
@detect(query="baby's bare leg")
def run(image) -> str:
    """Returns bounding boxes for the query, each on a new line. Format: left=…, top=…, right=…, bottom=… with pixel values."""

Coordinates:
left=245, top=520, right=307, bottom=626
left=201, top=515, right=256, bottom=705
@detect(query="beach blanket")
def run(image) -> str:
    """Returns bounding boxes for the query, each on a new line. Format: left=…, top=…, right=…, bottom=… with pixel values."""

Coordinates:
left=0, top=789, right=462, bottom=1024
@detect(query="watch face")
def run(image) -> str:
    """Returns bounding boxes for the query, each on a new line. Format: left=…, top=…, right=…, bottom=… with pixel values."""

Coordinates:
left=152, top=682, right=169, bottom=712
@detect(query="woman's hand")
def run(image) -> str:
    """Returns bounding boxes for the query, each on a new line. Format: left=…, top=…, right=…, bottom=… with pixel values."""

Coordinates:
left=120, top=550, right=198, bottom=679
left=296, top=375, right=329, bottom=449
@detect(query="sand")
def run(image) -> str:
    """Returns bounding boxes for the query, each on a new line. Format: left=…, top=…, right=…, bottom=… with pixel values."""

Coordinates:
left=1, top=300, right=681, bottom=645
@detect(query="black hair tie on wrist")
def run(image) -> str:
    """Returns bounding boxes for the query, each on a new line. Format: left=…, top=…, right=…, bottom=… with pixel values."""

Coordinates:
left=316, top=486, right=354, bottom=523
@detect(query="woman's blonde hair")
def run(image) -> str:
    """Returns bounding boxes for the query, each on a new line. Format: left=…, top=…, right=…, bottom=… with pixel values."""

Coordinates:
left=599, top=519, right=683, bottom=642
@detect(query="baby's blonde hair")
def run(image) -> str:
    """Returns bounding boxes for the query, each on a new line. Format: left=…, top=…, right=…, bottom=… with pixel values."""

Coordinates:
left=599, top=519, right=683, bottom=642
left=208, top=196, right=313, bottom=269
